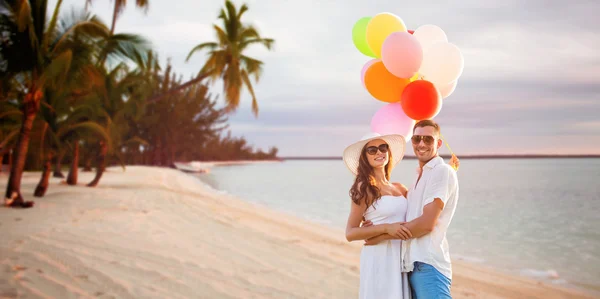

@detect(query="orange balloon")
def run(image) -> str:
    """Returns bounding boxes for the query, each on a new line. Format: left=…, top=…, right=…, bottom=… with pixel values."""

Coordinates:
left=364, top=61, right=410, bottom=103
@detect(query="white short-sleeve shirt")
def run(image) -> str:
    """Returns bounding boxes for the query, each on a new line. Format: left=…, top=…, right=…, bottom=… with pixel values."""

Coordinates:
left=401, top=156, right=459, bottom=279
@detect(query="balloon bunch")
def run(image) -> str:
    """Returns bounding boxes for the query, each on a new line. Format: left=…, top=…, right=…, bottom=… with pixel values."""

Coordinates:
left=353, top=13, right=464, bottom=140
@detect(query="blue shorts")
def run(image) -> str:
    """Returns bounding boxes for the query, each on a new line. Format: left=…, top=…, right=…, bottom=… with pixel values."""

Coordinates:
left=408, top=262, right=452, bottom=299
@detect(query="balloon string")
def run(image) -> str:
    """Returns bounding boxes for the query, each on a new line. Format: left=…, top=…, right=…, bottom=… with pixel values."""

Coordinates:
left=440, top=133, right=455, bottom=156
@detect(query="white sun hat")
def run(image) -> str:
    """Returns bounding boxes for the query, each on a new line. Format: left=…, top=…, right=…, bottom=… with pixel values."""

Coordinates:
left=342, top=132, right=406, bottom=175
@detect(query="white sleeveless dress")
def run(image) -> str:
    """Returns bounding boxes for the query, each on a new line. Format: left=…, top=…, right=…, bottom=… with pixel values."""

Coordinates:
left=359, top=195, right=411, bottom=299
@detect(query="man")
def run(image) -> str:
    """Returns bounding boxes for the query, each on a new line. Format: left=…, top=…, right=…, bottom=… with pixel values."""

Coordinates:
left=364, top=120, right=460, bottom=298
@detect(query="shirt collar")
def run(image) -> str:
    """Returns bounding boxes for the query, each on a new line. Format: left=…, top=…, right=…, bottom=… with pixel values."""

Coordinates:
left=423, top=156, right=444, bottom=170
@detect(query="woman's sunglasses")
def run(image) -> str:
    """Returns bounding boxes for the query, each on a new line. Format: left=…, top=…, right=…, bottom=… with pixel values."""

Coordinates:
left=365, top=144, right=389, bottom=155
left=411, top=135, right=435, bottom=145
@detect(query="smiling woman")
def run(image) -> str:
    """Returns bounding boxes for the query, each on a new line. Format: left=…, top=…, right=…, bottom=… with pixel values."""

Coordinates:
left=342, top=132, right=412, bottom=298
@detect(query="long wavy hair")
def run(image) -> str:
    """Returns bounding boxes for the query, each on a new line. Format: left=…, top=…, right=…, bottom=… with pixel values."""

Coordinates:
left=349, top=142, right=393, bottom=210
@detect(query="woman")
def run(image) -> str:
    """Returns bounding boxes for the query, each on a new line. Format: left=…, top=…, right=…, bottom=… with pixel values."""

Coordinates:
left=343, top=132, right=412, bottom=299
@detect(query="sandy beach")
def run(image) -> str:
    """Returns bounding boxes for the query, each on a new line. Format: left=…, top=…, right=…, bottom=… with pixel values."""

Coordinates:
left=0, top=166, right=595, bottom=298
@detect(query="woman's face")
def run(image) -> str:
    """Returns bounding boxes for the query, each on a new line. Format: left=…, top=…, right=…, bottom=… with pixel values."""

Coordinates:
left=364, top=139, right=389, bottom=169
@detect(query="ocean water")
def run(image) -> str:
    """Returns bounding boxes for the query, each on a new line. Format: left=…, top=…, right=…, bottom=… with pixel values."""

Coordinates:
left=195, top=158, right=600, bottom=294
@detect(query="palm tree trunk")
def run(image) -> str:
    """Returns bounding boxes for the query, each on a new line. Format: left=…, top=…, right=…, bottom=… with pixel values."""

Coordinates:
left=83, top=155, right=92, bottom=172
left=53, top=151, right=65, bottom=178
left=5, top=93, right=38, bottom=208
left=8, top=149, right=12, bottom=171
left=153, top=140, right=161, bottom=166
left=0, top=150, right=4, bottom=173
left=66, top=142, right=79, bottom=185
left=110, top=1, right=119, bottom=35
left=87, top=141, right=107, bottom=187
left=34, top=155, right=52, bottom=197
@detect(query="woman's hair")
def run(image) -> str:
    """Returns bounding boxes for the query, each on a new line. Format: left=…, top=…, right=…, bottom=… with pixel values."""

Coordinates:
left=349, top=142, right=393, bottom=210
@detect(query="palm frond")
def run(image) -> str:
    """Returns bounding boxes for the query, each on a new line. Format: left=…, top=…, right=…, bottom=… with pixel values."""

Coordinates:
left=43, top=0, right=63, bottom=50
left=53, top=20, right=109, bottom=54
left=241, top=69, right=258, bottom=117
left=237, top=3, right=248, bottom=20
left=15, top=0, right=31, bottom=32
left=100, top=33, right=150, bottom=65
left=240, top=55, right=263, bottom=81
left=124, top=136, right=149, bottom=146
left=57, top=121, right=112, bottom=149
left=0, top=127, right=19, bottom=149
left=186, top=42, right=218, bottom=61
left=239, top=37, right=274, bottom=51
left=213, top=24, right=229, bottom=46
left=0, top=109, right=23, bottom=120
left=40, top=49, right=72, bottom=89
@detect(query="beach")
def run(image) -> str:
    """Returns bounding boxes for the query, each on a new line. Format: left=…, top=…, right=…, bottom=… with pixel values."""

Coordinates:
left=0, top=166, right=595, bottom=298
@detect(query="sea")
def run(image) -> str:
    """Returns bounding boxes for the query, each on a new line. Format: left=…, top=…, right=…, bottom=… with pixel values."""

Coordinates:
left=194, top=158, right=600, bottom=295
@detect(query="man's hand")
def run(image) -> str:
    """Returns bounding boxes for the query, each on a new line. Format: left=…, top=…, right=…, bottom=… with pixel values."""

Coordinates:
left=385, top=223, right=412, bottom=240
left=449, top=154, right=460, bottom=172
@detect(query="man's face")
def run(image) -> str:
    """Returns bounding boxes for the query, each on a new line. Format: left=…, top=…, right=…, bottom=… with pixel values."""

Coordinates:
left=412, top=126, right=442, bottom=164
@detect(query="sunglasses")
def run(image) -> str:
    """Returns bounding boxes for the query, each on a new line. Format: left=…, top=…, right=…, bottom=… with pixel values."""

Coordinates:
left=365, top=144, right=389, bottom=155
left=411, top=135, right=436, bottom=145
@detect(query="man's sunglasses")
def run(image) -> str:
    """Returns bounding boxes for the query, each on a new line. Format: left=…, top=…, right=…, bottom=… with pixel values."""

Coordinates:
left=365, top=144, right=389, bottom=155
left=411, top=135, right=435, bottom=145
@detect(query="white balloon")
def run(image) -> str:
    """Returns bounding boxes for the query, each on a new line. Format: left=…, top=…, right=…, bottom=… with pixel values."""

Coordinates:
left=419, top=42, right=464, bottom=86
left=414, top=24, right=448, bottom=50
left=438, top=80, right=458, bottom=99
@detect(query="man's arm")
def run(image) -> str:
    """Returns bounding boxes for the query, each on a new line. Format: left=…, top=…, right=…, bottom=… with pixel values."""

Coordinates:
left=364, top=200, right=442, bottom=245
left=386, top=165, right=454, bottom=240
left=402, top=198, right=443, bottom=238
left=403, top=164, right=453, bottom=237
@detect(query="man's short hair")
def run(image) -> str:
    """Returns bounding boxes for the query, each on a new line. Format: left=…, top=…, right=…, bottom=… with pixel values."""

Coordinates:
left=413, top=120, right=441, bottom=136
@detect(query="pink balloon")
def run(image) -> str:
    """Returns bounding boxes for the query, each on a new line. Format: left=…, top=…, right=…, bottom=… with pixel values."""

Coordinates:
left=370, top=103, right=416, bottom=141
left=361, top=59, right=379, bottom=88
left=381, top=32, right=423, bottom=79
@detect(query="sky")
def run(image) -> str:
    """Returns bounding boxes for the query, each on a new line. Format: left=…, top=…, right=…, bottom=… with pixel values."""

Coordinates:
left=50, top=0, right=600, bottom=156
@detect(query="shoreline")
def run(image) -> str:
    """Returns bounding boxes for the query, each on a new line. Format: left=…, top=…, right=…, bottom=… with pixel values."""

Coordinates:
left=0, top=166, right=596, bottom=298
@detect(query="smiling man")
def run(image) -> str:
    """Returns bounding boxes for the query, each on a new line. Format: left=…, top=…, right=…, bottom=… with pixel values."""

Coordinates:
left=362, top=120, right=460, bottom=297
left=401, top=119, right=460, bottom=298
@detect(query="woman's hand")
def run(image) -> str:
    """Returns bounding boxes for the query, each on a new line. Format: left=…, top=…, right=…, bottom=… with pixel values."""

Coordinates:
left=361, top=219, right=373, bottom=227
left=385, top=223, right=412, bottom=240
left=365, top=234, right=388, bottom=246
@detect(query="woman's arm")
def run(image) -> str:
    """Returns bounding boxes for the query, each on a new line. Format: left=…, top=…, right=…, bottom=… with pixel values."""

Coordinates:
left=346, top=199, right=388, bottom=241
left=346, top=199, right=411, bottom=242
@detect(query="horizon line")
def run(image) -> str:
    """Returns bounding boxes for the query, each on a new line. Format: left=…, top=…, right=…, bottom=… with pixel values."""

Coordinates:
left=281, top=154, right=600, bottom=160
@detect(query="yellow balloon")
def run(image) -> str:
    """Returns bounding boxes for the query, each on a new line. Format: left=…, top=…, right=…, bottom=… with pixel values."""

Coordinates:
left=366, top=13, right=407, bottom=57
left=410, top=73, right=419, bottom=82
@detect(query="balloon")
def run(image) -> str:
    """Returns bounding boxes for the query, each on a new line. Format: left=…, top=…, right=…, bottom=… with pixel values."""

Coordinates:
left=381, top=32, right=423, bottom=78
left=364, top=61, right=411, bottom=103
left=413, top=24, right=448, bottom=51
left=366, top=13, right=407, bottom=57
left=401, top=80, right=442, bottom=120
left=418, top=42, right=464, bottom=86
left=371, top=103, right=416, bottom=141
left=352, top=17, right=377, bottom=57
left=438, top=80, right=458, bottom=99
left=408, top=30, right=414, bottom=34
left=360, top=59, right=379, bottom=88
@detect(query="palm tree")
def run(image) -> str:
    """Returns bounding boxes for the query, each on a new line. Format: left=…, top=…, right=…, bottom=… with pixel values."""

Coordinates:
left=85, top=0, right=149, bottom=34
left=185, top=0, right=274, bottom=116
left=0, top=0, right=110, bottom=207
left=86, top=62, right=151, bottom=187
